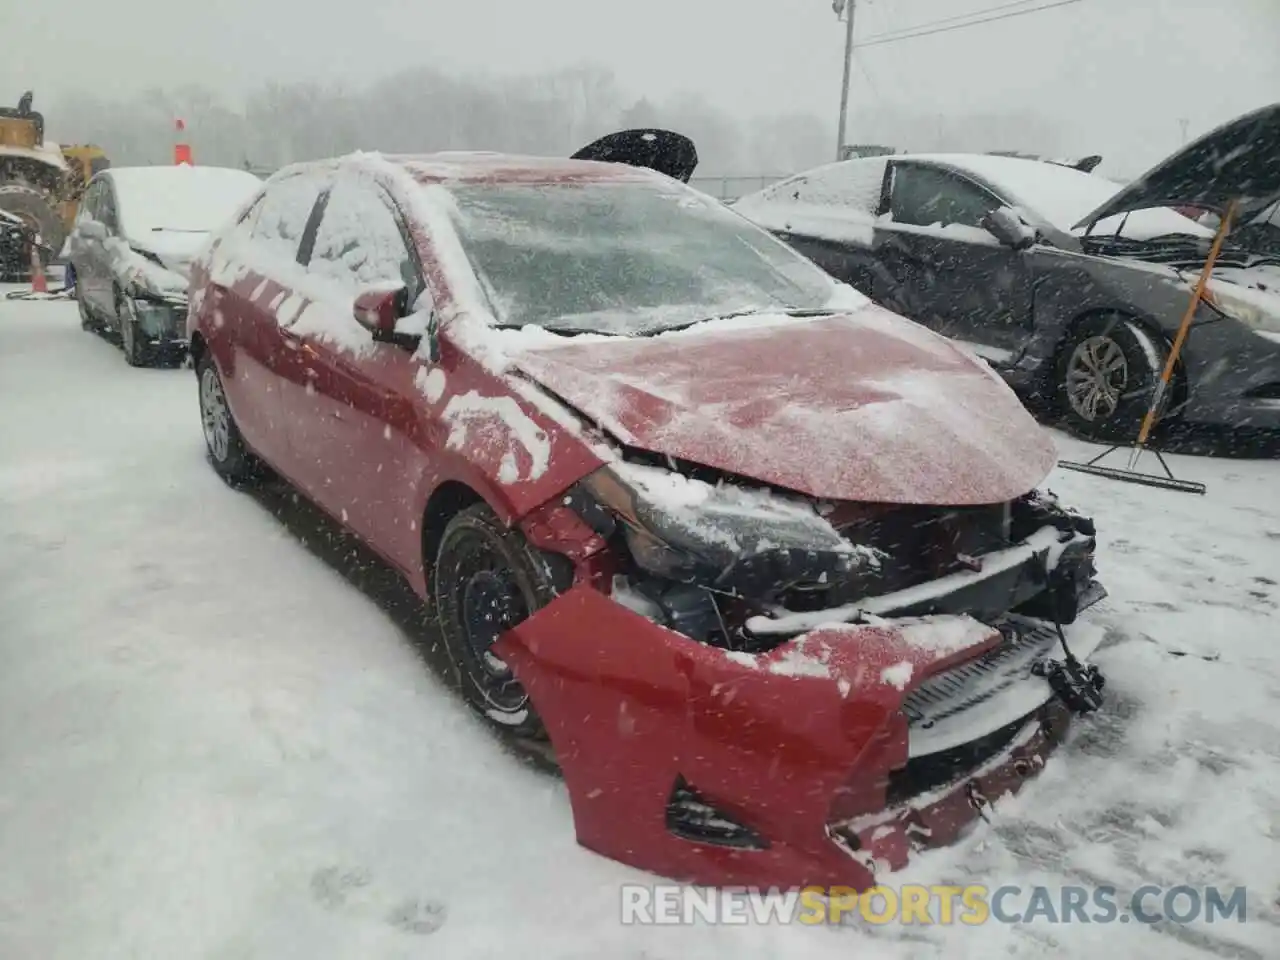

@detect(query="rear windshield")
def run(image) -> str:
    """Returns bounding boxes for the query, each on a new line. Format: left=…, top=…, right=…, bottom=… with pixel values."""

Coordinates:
left=441, top=179, right=837, bottom=335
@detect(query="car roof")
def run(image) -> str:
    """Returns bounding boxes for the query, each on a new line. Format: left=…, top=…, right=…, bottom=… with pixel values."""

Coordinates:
left=281, top=151, right=663, bottom=187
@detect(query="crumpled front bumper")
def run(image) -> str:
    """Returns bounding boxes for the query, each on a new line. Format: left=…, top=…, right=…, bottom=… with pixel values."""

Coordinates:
left=132, top=296, right=189, bottom=347
left=497, top=577, right=1102, bottom=891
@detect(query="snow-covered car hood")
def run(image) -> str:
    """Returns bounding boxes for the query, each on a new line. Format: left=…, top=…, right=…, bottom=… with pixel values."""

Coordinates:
left=1074, top=102, right=1280, bottom=228
left=508, top=306, right=1057, bottom=506
left=126, top=230, right=212, bottom=279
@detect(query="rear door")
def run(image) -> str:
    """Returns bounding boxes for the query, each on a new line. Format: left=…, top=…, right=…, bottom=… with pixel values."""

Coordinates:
left=280, top=175, right=427, bottom=572
left=69, top=179, right=104, bottom=307
left=874, top=161, right=1034, bottom=357
left=208, top=174, right=328, bottom=471
left=76, top=178, right=119, bottom=317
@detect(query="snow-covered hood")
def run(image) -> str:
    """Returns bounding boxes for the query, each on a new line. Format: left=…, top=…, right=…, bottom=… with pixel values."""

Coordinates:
left=125, top=229, right=212, bottom=279
left=508, top=306, right=1057, bottom=506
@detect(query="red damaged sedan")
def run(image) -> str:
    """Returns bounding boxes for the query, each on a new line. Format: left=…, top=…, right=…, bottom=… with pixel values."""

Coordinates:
left=187, top=131, right=1107, bottom=891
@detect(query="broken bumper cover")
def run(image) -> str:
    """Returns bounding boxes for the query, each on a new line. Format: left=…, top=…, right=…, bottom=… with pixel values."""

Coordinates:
left=497, top=572, right=1107, bottom=891
left=132, top=296, right=189, bottom=347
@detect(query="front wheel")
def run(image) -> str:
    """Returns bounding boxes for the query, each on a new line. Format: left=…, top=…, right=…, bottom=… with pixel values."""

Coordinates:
left=433, top=504, right=567, bottom=739
left=197, top=352, right=263, bottom=487
left=77, top=287, right=101, bottom=332
left=1055, top=315, right=1170, bottom=442
left=118, top=293, right=152, bottom=368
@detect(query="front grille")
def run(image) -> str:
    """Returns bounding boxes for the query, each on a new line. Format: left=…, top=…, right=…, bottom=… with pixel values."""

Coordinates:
left=885, top=713, right=1030, bottom=806
left=805, top=502, right=1011, bottom=606
left=902, top=617, right=1059, bottom=732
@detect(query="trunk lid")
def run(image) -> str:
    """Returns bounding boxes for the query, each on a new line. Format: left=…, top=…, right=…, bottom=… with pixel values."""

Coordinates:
left=571, top=129, right=698, bottom=183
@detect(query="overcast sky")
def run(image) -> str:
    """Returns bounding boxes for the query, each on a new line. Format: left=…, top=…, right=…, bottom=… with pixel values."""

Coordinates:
left=7, top=0, right=1279, bottom=175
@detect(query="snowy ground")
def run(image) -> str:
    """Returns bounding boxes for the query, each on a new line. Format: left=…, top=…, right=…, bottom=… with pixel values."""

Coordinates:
left=2, top=294, right=1278, bottom=959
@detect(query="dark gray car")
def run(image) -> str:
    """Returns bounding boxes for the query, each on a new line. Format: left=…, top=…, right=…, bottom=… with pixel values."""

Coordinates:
left=734, top=104, right=1280, bottom=441
left=69, top=165, right=262, bottom=367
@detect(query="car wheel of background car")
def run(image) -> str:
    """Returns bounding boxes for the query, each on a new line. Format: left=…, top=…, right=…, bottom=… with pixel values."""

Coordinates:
left=77, top=290, right=101, bottom=332
left=1055, top=314, right=1169, bottom=442
left=196, top=352, right=262, bottom=487
left=433, top=503, right=564, bottom=740
left=117, top=293, right=153, bottom=368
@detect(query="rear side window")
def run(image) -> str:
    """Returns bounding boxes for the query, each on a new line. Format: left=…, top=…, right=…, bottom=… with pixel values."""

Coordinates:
left=250, top=175, right=324, bottom=264
left=306, top=181, right=415, bottom=293
left=77, top=181, right=101, bottom=222
left=760, top=158, right=888, bottom=213
left=889, top=164, right=1000, bottom=229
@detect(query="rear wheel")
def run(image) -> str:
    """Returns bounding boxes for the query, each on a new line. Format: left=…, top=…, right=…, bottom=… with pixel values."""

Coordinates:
left=433, top=504, right=565, bottom=739
left=197, top=352, right=262, bottom=487
left=1055, top=314, right=1169, bottom=442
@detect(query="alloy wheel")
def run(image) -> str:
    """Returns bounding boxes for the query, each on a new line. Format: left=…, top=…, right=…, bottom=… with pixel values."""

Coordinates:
left=1065, top=335, right=1129, bottom=422
left=200, top=365, right=231, bottom=463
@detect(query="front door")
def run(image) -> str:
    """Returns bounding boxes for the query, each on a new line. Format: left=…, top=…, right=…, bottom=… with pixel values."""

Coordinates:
left=278, top=176, right=428, bottom=575
left=875, top=161, right=1035, bottom=360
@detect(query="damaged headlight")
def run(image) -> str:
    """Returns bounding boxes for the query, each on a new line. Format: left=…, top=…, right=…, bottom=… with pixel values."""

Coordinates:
left=577, top=461, right=882, bottom=597
left=120, top=246, right=187, bottom=303
left=1206, top=284, right=1280, bottom=335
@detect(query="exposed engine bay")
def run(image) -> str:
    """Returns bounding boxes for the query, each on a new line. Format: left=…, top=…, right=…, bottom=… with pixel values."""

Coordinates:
left=567, top=453, right=1103, bottom=656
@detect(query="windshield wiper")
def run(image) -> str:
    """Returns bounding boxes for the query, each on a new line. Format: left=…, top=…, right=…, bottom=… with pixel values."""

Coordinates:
left=639, top=306, right=838, bottom=337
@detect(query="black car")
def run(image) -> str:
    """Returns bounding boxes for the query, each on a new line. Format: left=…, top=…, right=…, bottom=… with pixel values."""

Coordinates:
left=733, top=104, right=1280, bottom=441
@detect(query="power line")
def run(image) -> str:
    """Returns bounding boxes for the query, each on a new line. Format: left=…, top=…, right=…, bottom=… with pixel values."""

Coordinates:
left=858, top=0, right=1046, bottom=44
left=854, top=0, right=1083, bottom=49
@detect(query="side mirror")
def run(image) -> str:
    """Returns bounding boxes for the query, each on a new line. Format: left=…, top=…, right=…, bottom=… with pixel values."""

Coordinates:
left=353, top=284, right=427, bottom=351
left=982, top=206, right=1036, bottom=251
left=78, top=220, right=107, bottom=242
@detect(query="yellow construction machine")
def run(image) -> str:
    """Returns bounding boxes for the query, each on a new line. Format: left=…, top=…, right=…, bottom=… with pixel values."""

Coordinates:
left=0, top=91, right=108, bottom=277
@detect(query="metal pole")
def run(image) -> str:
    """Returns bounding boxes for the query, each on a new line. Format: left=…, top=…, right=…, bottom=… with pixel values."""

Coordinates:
left=836, top=0, right=856, bottom=161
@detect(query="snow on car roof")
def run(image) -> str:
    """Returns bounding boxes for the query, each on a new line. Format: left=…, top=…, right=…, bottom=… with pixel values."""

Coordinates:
left=903, top=153, right=1213, bottom=239
left=108, top=165, right=263, bottom=241
left=279, top=151, right=663, bottom=187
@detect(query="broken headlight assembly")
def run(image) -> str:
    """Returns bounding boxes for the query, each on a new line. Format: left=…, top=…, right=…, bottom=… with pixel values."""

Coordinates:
left=574, top=460, right=882, bottom=602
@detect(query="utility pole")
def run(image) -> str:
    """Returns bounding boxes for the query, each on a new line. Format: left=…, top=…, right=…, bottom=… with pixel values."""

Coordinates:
left=834, top=0, right=857, bottom=161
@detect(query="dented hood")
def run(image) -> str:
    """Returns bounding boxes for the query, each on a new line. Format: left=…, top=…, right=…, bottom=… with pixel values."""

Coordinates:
left=511, top=307, right=1057, bottom=506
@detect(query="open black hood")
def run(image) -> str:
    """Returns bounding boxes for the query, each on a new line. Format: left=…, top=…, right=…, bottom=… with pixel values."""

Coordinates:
left=571, top=129, right=698, bottom=183
left=1073, top=102, right=1280, bottom=230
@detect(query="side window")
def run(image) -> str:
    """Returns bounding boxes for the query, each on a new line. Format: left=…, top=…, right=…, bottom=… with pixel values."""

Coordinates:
left=97, top=185, right=120, bottom=233
left=77, top=181, right=100, bottom=223
left=889, top=164, right=1000, bottom=229
left=306, top=181, right=416, bottom=294
left=250, top=175, right=325, bottom=264
left=763, top=159, right=888, bottom=213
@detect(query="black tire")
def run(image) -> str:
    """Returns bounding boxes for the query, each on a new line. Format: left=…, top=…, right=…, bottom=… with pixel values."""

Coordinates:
left=117, top=292, right=153, bottom=367
left=196, top=352, right=262, bottom=487
left=433, top=503, right=567, bottom=739
left=77, top=285, right=101, bottom=332
left=1055, top=314, right=1169, bottom=442
left=0, top=182, right=66, bottom=261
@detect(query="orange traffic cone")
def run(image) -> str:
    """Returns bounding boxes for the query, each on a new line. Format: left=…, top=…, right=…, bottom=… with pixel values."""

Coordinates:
left=29, top=244, right=48, bottom=294
left=174, top=118, right=192, bottom=165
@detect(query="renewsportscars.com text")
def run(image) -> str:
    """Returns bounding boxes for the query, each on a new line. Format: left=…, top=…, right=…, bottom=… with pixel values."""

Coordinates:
left=620, top=884, right=1249, bottom=926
